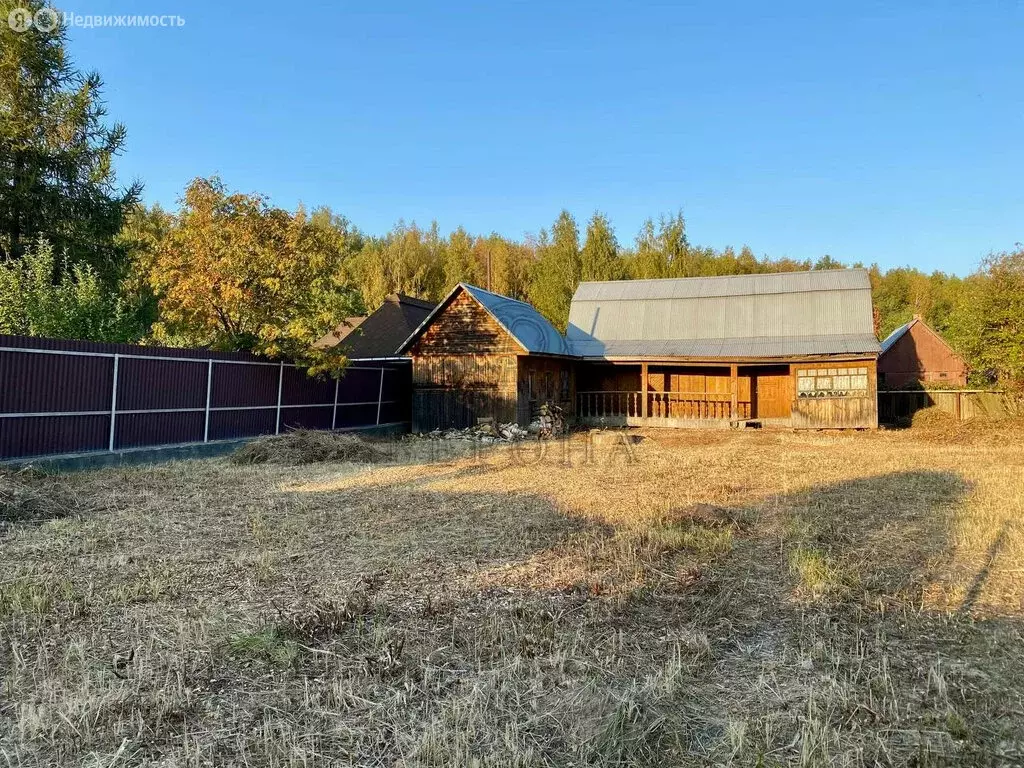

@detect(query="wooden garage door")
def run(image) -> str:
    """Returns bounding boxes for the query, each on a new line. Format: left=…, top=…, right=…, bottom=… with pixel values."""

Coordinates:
left=755, top=373, right=792, bottom=419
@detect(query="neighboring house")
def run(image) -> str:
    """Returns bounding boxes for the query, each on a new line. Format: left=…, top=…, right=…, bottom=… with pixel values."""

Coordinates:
left=313, top=316, right=366, bottom=349
left=397, top=283, right=574, bottom=431
left=878, top=316, right=968, bottom=389
left=567, top=269, right=881, bottom=429
left=316, top=294, right=435, bottom=359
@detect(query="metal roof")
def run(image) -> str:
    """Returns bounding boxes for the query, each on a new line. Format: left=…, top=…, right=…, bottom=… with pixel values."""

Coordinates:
left=878, top=316, right=961, bottom=360
left=573, top=268, right=870, bottom=302
left=879, top=320, right=914, bottom=354
left=398, top=283, right=570, bottom=356
left=569, top=334, right=881, bottom=359
left=567, top=268, right=880, bottom=360
left=462, top=284, right=569, bottom=355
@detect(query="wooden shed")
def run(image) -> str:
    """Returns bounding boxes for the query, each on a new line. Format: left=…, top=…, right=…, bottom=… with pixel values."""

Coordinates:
left=397, top=284, right=575, bottom=432
left=878, top=316, right=968, bottom=389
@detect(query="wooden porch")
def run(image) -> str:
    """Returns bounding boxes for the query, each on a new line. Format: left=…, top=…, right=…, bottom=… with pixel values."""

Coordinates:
left=575, top=361, right=793, bottom=428
left=575, top=359, right=880, bottom=430
left=576, top=390, right=751, bottom=422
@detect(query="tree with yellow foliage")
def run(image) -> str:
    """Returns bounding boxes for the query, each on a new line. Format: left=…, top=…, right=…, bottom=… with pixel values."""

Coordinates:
left=149, top=177, right=361, bottom=372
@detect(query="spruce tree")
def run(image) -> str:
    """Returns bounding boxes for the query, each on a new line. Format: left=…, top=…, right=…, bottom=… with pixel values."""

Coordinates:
left=581, top=212, right=621, bottom=282
left=0, top=0, right=141, bottom=281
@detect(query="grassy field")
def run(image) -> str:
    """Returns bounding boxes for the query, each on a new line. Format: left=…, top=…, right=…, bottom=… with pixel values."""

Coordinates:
left=2, top=421, right=1023, bottom=766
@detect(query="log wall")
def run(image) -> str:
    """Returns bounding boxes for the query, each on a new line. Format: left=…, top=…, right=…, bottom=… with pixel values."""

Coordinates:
left=409, top=291, right=523, bottom=356
left=409, top=290, right=555, bottom=431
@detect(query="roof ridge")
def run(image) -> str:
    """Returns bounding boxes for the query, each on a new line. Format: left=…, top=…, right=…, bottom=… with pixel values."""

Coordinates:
left=572, top=331, right=880, bottom=341
left=880, top=320, right=915, bottom=349
left=460, top=283, right=535, bottom=307
left=398, top=282, right=568, bottom=356
left=575, top=268, right=867, bottom=287
left=389, top=293, right=436, bottom=309
left=575, top=287, right=867, bottom=301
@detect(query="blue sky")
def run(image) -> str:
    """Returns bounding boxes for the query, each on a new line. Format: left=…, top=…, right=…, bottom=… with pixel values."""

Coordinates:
left=63, top=0, right=1022, bottom=275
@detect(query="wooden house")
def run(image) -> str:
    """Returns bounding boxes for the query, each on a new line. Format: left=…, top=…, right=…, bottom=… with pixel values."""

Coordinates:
left=397, top=284, right=575, bottom=431
left=567, top=269, right=881, bottom=429
left=878, top=316, right=968, bottom=388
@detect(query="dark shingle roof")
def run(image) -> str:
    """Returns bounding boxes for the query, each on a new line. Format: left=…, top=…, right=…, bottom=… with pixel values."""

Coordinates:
left=319, top=294, right=435, bottom=358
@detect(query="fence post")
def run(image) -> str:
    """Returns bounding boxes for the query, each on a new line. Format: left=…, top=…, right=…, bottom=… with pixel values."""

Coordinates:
left=331, top=376, right=340, bottom=430
left=376, top=367, right=385, bottom=425
left=108, top=354, right=119, bottom=452
left=203, top=359, right=213, bottom=442
left=275, top=361, right=284, bottom=435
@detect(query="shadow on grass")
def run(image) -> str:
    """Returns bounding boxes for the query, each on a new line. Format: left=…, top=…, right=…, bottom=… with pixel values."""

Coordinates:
left=8, top=453, right=1018, bottom=768
left=283, top=459, right=977, bottom=616
left=958, top=518, right=1024, bottom=615
left=765, top=470, right=973, bottom=602
left=267, top=483, right=586, bottom=577
left=0, top=469, right=79, bottom=532
left=268, top=465, right=1008, bottom=766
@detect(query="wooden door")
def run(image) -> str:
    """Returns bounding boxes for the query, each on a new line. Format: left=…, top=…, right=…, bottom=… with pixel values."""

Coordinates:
left=754, top=372, right=792, bottom=419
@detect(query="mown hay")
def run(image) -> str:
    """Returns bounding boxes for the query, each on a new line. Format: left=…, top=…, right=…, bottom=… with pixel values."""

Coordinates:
left=907, top=405, right=1024, bottom=444
left=910, top=405, right=957, bottom=428
left=230, top=430, right=389, bottom=466
left=0, top=469, right=75, bottom=527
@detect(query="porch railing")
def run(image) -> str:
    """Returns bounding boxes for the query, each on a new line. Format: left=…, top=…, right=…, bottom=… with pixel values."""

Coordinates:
left=576, top=391, right=642, bottom=418
left=577, top=391, right=752, bottom=420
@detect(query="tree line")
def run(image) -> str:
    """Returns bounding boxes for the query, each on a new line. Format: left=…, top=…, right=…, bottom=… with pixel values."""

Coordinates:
left=1, top=0, right=1021, bottom=385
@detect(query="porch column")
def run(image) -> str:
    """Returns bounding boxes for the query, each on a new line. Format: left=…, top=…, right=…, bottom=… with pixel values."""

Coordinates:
left=641, top=363, right=649, bottom=419
left=730, top=363, right=738, bottom=421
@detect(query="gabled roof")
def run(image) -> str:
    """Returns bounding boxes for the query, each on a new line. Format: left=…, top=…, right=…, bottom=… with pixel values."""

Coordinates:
left=318, top=294, right=435, bottom=358
left=879, top=320, right=914, bottom=354
left=398, top=283, right=569, bottom=356
left=879, top=316, right=961, bottom=358
left=313, top=316, right=366, bottom=349
left=567, top=268, right=880, bottom=360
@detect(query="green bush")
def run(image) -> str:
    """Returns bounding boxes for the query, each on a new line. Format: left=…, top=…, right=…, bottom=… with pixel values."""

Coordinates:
left=0, top=239, right=142, bottom=342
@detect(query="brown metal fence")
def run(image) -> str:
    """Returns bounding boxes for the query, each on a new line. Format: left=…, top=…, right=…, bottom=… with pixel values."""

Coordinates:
left=0, top=335, right=410, bottom=460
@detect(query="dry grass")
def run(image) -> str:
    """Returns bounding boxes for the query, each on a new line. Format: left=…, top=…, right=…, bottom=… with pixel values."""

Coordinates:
left=1, top=424, right=1023, bottom=766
